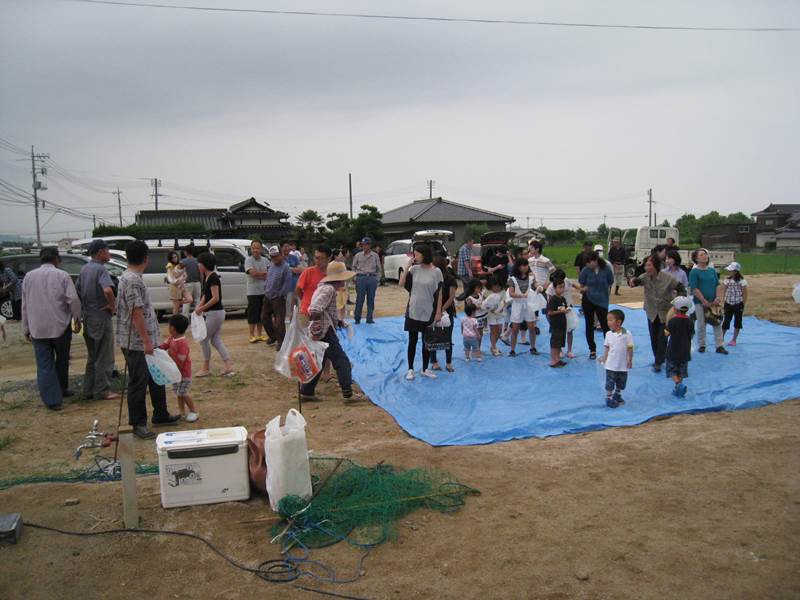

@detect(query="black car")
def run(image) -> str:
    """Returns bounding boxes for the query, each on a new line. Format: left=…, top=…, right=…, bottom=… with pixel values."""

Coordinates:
left=0, top=253, right=127, bottom=319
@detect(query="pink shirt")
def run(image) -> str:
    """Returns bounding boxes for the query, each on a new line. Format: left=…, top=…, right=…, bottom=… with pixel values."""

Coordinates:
left=461, top=316, right=479, bottom=339
left=22, top=264, right=82, bottom=339
left=159, top=336, right=192, bottom=378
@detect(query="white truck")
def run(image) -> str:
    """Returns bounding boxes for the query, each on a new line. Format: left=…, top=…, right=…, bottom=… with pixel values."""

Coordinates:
left=607, top=226, right=735, bottom=278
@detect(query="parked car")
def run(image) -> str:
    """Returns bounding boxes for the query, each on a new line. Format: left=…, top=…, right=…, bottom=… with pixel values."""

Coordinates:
left=383, top=230, right=453, bottom=281
left=0, top=253, right=127, bottom=319
left=71, top=235, right=137, bottom=254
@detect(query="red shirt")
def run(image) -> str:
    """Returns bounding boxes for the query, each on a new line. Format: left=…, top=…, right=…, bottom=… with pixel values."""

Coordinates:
left=159, top=336, right=192, bottom=378
left=297, top=266, right=326, bottom=316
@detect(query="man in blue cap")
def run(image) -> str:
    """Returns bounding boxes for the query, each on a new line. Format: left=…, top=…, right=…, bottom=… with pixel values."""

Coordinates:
left=352, top=236, right=381, bottom=324
left=77, top=239, right=120, bottom=400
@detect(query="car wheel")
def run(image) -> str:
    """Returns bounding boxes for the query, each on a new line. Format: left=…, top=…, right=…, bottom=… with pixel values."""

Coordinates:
left=0, top=299, right=12, bottom=319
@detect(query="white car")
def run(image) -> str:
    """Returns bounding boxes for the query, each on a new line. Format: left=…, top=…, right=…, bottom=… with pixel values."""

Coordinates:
left=383, top=230, right=452, bottom=281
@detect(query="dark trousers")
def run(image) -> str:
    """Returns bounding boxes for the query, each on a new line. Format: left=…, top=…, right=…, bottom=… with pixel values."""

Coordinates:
left=354, top=275, right=378, bottom=322
left=123, top=349, right=169, bottom=427
left=647, top=316, right=668, bottom=367
left=408, top=330, right=431, bottom=371
left=83, top=313, right=114, bottom=398
left=299, top=328, right=352, bottom=397
left=429, top=323, right=454, bottom=365
left=581, top=298, right=609, bottom=353
left=12, top=299, right=22, bottom=321
left=722, top=302, right=744, bottom=331
left=261, top=295, right=287, bottom=344
left=31, top=327, right=72, bottom=408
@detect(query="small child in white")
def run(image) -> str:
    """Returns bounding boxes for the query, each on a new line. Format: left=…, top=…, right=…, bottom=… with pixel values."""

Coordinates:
left=461, top=303, right=481, bottom=361
left=482, top=276, right=507, bottom=357
left=599, top=309, right=634, bottom=409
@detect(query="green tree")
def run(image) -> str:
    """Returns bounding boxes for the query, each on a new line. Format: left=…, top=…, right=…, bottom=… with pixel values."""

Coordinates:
left=296, top=209, right=324, bottom=232
left=574, top=228, right=587, bottom=242
left=597, top=223, right=609, bottom=239
left=325, top=212, right=353, bottom=248
left=660, top=219, right=671, bottom=227
left=465, top=223, right=489, bottom=242
left=350, top=204, right=384, bottom=242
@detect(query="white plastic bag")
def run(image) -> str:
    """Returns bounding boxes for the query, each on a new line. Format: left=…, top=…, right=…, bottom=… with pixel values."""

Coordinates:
left=435, top=313, right=451, bottom=328
left=191, top=312, right=207, bottom=342
left=793, top=282, right=800, bottom=304
left=565, top=307, right=579, bottom=332
left=527, top=289, right=547, bottom=313
left=265, top=408, right=312, bottom=511
left=275, top=307, right=329, bottom=383
left=145, top=348, right=182, bottom=385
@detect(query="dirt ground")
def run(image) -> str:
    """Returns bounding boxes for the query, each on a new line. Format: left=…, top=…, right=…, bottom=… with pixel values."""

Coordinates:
left=1, top=275, right=798, bottom=600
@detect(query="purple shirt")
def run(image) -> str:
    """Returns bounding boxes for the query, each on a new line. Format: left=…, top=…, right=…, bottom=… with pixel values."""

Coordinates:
left=264, top=260, right=292, bottom=299
left=22, top=263, right=82, bottom=339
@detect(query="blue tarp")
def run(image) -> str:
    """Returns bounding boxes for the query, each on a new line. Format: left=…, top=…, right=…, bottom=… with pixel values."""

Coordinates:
left=341, top=308, right=800, bottom=446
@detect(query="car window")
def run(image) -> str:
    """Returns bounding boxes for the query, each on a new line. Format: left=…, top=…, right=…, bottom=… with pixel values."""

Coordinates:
left=105, top=262, right=125, bottom=277
left=144, top=249, right=171, bottom=274
left=214, top=249, right=244, bottom=271
left=60, top=257, right=87, bottom=277
left=386, top=243, right=398, bottom=255
left=12, top=258, right=39, bottom=277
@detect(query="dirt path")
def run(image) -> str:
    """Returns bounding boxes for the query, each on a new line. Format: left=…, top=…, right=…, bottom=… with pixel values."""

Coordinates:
left=1, top=275, right=798, bottom=599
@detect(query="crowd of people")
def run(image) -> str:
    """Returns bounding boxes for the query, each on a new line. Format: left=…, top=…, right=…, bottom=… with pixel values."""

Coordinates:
left=15, top=231, right=751, bottom=434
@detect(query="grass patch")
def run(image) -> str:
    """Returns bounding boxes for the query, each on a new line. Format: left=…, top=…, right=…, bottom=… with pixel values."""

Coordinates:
left=735, top=253, right=800, bottom=275
left=0, top=434, right=16, bottom=451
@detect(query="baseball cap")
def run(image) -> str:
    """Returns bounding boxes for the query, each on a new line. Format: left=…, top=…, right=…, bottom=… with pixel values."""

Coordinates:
left=725, top=261, right=742, bottom=272
left=672, top=295, right=694, bottom=313
left=87, top=239, right=109, bottom=255
left=361, top=236, right=373, bottom=245
left=268, top=245, right=280, bottom=256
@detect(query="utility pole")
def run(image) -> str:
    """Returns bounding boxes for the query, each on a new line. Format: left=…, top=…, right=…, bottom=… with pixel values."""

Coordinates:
left=151, top=178, right=161, bottom=211
left=30, top=145, right=50, bottom=247
left=428, top=179, right=434, bottom=199
left=115, top=187, right=123, bottom=226
left=647, top=188, right=653, bottom=227
left=93, top=215, right=97, bottom=229
left=526, top=216, right=530, bottom=228
left=348, top=173, right=353, bottom=219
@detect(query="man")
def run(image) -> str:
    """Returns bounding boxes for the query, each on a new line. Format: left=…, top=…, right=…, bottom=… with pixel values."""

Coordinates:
left=608, top=238, right=628, bottom=296
left=244, top=240, right=268, bottom=343
left=527, top=240, right=556, bottom=291
left=180, top=244, right=201, bottom=317
left=22, top=247, right=82, bottom=410
left=76, top=239, right=120, bottom=401
left=116, top=241, right=179, bottom=439
left=300, top=261, right=360, bottom=403
left=283, top=240, right=305, bottom=320
left=352, top=236, right=381, bottom=324
left=262, top=245, right=292, bottom=349
left=573, top=241, right=593, bottom=278
left=0, top=258, right=22, bottom=320
left=456, top=237, right=474, bottom=287
left=296, top=245, right=332, bottom=327
left=666, top=237, right=680, bottom=252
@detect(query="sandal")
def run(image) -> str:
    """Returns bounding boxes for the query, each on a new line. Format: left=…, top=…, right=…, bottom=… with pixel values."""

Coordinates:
left=589, top=352, right=597, bottom=360
left=195, top=370, right=211, bottom=378
left=445, top=365, right=455, bottom=373
left=430, top=364, right=442, bottom=371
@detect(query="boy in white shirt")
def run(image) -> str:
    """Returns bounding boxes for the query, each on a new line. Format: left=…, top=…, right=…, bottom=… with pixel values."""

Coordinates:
left=599, top=309, right=634, bottom=409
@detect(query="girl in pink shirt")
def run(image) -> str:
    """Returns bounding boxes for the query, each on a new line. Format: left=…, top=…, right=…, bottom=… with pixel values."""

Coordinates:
left=461, top=303, right=481, bottom=361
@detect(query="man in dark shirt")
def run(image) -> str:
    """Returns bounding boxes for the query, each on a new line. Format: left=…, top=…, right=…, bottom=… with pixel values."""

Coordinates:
left=181, top=244, right=202, bottom=317
left=607, top=238, right=627, bottom=296
left=573, top=241, right=593, bottom=278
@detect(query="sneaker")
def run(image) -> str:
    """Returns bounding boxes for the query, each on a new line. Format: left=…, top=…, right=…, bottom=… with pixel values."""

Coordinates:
left=509, top=350, right=517, bottom=357
left=354, top=320, right=361, bottom=325
left=698, top=346, right=706, bottom=353
left=475, top=355, right=483, bottom=362
left=152, top=413, right=181, bottom=425
left=672, top=386, right=680, bottom=397
left=715, top=346, right=729, bottom=355
left=446, top=364, right=455, bottom=373
left=520, top=340, right=530, bottom=346
left=366, top=319, right=375, bottom=324
left=258, top=335, right=268, bottom=342
left=677, top=383, right=688, bottom=397
left=421, top=369, right=437, bottom=379
left=405, top=370, right=416, bottom=381
left=613, top=392, right=625, bottom=406
left=606, top=396, right=620, bottom=409
left=529, top=348, right=539, bottom=356
left=248, top=336, right=258, bottom=344
left=557, top=360, right=567, bottom=366
left=589, top=352, right=597, bottom=360
left=652, top=363, right=663, bottom=373
left=464, top=356, right=471, bottom=362
left=727, top=340, right=737, bottom=347
left=185, top=412, right=199, bottom=423
left=266, top=338, right=277, bottom=346
left=133, top=425, right=155, bottom=439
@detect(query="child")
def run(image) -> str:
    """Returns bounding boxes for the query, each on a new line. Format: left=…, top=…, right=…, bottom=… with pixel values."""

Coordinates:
left=546, top=269, right=577, bottom=359
left=159, top=314, right=198, bottom=422
left=507, top=258, right=538, bottom=357
left=464, top=279, right=486, bottom=358
left=461, top=303, right=481, bottom=361
left=599, top=309, right=634, bottom=408
left=664, top=296, right=695, bottom=398
left=482, top=276, right=507, bottom=357
left=721, top=262, right=747, bottom=346
left=546, top=279, right=569, bottom=368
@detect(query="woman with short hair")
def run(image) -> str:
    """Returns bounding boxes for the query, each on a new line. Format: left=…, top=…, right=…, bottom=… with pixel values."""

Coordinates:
left=578, top=251, right=614, bottom=360
left=194, top=252, right=234, bottom=377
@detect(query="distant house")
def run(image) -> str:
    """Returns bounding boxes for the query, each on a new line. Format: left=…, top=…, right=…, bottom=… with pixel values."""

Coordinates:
left=381, top=197, right=515, bottom=245
left=751, top=203, right=800, bottom=248
left=775, top=212, right=800, bottom=250
left=136, top=197, right=292, bottom=242
left=700, top=224, right=756, bottom=251
left=508, top=227, right=547, bottom=246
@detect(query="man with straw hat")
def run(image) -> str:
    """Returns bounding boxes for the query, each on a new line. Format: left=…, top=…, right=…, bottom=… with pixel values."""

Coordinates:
left=300, top=261, right=362, bottom=403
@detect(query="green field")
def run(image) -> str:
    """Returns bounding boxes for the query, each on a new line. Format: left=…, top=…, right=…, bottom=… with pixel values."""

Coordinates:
left=543, top=245, right=800, bottom=275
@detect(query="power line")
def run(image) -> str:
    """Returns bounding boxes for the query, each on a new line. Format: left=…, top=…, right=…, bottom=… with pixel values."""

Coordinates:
left=71, top=1, right=800, bottom=32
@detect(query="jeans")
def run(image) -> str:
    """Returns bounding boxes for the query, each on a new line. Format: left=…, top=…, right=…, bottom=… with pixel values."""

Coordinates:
left=32, top=326, right=72, bottom=408
left=261, top=295, right=287, bottom=344
left=200, top=310, right=230, bottom=362
left=581, top=298, right=609, bottom=353
left=354, top=275, right=378, bottom=322
left=647, top=315, right=668, bottom=367
left=122, top=349, right=169, bottom=426
left=83, top=312, right=115, bottom=398
left=300, top=327, right=352, bottom=397
left=695, top=305, right=723, bottom=348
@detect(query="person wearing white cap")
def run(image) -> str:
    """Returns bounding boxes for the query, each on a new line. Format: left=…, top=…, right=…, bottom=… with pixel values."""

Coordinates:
left=720, top=262, right=747, bottom=347
left=299, top=261, right=361, bottom=403
left=664, top=296, right=695, bottom=397
left=688, top=249, right=727, bottom=355
left=261, top=245, right=292, bottom=349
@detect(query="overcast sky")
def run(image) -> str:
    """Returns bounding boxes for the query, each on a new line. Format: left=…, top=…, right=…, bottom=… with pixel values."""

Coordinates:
left=1, top=0, right=799, bottom=239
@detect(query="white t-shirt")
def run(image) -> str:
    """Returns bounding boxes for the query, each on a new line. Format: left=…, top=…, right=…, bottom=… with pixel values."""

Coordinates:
left=603, top=328, right=634, bottom=372
left=528, top=254, right=555, bottom=288
left=482, top=291, right=507, bottom=318
left=546, top=277, right=575, bottom=306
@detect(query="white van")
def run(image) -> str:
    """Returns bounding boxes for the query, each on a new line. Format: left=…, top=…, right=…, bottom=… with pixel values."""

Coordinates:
left=383, top=230, right=452, bottom=281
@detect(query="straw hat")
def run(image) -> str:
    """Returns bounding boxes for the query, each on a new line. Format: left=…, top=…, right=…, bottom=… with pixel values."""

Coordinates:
left=321, top=261, right=356, bottom=283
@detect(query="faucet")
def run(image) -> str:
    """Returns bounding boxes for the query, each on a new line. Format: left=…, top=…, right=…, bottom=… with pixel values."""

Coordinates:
left=74, top=419, right=115, bottom=459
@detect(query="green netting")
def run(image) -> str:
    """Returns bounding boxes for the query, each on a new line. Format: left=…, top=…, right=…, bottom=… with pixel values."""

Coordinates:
left=272, top=456, right=480, bottom=549
left=0, top=457, right=159, bottom=491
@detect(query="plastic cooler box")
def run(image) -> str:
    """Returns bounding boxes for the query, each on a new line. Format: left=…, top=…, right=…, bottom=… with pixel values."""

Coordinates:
left=156, top=427, right=250, bottom=508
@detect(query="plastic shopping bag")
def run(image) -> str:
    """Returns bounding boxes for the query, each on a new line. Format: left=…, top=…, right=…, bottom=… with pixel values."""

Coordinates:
left=265, top=408, right=312, bottom=511
left=191, top=312, right=207, bottom=342
left=145, top=348, right=182, bottom=385
left=435, top=313, right=451, bottom=328
left=565, top=307, right=579, bottom=332
left=793, top=282, right=800, bottom=304
left=275, top=307, right=329, bottom=384
left=527, top=289, right=547, bottom=313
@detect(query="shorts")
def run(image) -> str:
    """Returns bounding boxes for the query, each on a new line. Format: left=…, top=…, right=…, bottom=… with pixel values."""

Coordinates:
left=486, top=314, right=505, bottom=327
left=550, top=328, right=566, bottom=350
left=605, top=370, right=628, bottom=393
left=247, top=294, right=264, bottom=324
left=510, top=301, right=536, bottom=324
left=476, top=316, right=487, bottom=330
left=722, top=302, right=744, bottom=330
left=173, top=378, right=192, bottom=396
left=665, top=360, right=688, bottom=379
left=612, top=263, right=625, bottom=286
left=463, top=338, right=479, bottom=351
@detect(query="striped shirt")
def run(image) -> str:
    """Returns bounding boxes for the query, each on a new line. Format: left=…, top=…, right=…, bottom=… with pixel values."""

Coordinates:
left=456, top=244, right=472, bottom=278
left=528, top=254, right=556, bottom=288
left=723, top=278, right=747, bottom=305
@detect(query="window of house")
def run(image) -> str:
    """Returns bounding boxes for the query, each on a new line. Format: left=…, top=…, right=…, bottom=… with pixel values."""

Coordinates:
left=738, top=225, right=750, bottom=233
left=765, top=219, right=774, bottom=226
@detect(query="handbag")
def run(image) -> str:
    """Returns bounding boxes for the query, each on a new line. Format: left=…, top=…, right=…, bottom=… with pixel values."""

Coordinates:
left=424, top=322, right=452, bottom=351
left=704, top=305, right=723, bottom=327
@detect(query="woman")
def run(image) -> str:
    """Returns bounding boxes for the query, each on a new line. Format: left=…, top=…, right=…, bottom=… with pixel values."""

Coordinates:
left=165, top=251, right=187, bottom=316
left=429, top=255, right=457, bottom=373
left=578, top=250, right=614, bottom=359
left=194, top=252, right=234, bottom=377
left=399, top=244, right=443, bottom=381
left=663, top=250, right=689, bottom=288
left=688, top=248, right=727, bottom=355
left=628, top=254, right=686, bottom=372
